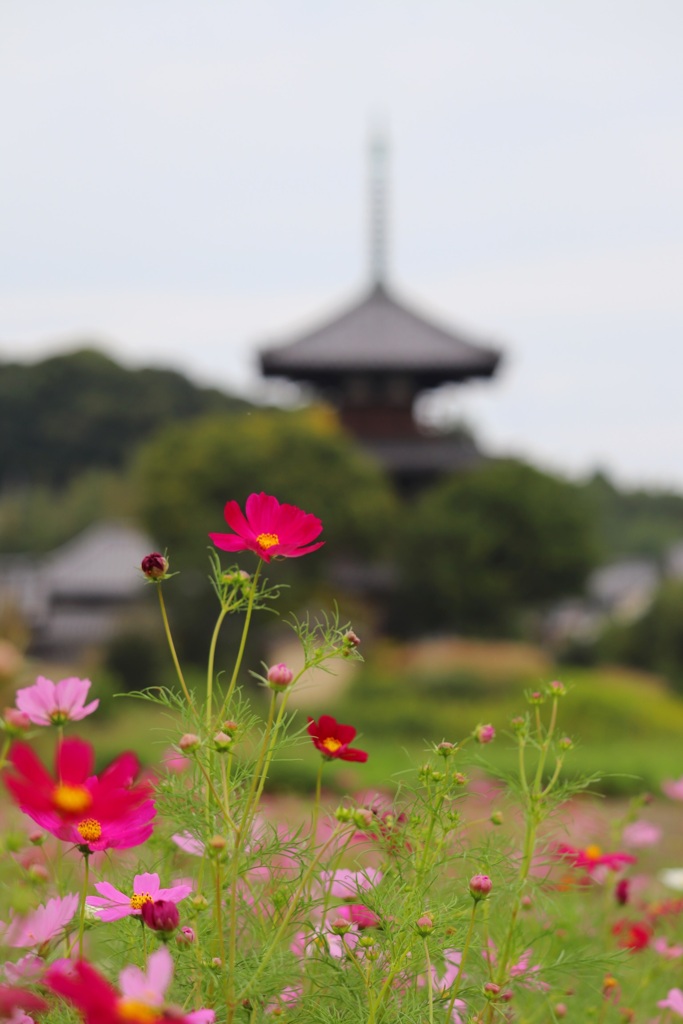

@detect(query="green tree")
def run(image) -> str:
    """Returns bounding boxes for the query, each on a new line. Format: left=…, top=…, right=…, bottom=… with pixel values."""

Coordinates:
left=392, top=459, right=598, bottom=636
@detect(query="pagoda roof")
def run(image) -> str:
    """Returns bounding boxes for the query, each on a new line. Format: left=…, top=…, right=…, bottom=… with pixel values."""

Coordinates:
left=260, top=282, right=502, bottom=388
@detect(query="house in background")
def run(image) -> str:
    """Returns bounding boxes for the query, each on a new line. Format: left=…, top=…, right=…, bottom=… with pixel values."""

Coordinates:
left=0, top=521, right=156, bottom=658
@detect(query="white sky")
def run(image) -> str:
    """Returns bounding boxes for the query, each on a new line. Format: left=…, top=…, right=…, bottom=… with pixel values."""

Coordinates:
left=1, top=2, right=682, bottom=488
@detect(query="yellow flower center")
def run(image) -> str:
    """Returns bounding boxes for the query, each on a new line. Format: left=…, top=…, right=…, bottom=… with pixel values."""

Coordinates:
left=130, top=892, right=154, bottom=910
left=77, top=818, right=102, bottom=842
left=321, top=737, right=342, bottom=755
left=584, top=844, right=602, bottom=861
left=256, top=532, right=279, bottom=550
left=53, top=784, right=92, bottom=814
left=116, top=999, right=159, bottom=1023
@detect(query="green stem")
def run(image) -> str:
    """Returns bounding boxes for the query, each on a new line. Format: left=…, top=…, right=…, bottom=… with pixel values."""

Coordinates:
left=207, top=603, right=232, bottom=730
left=446, top=900, right=478, bottom=1018
left=213, top=857, right=230, bottom=1017
left=218, top=561, right=262, bottom=721
left=157, top=586, right=194, bottom=711
left=0, top=736, right=10, bottom=771
left=78, top=853, right=90, bottom=959
left=424, top=938, right=434, bottom=1024
left=236, top=827, right=346, bottom=1005
left=310, top=760, right=324, bottom=854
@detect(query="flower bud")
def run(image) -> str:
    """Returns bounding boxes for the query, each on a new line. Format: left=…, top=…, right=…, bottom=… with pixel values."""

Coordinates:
left=330, top=917, right=351, bottom=935
left=452, top=771, right=468, bottom=786
left=141, top=899, right=179, bottom=934
left=474, top=723, right=495, bottom=745
left=344, top=630, right=361, bottom=648
left=490, top=810, right=504, bottom=826
left=191, top=894, right=208, bottom=911
left=28, top=830, right=45, bottom=846
left=266, top=663, right=294, bottom=690
left=334, top=806, right=354, bottom=823
left=555, top=1004, right=567, bottom=1018
left=179, top=733, right=201, bottom=752
left=208, top=835, right=227, bottom=855
left=558, top=736, right=574, bottom=752
left=27, top=864, right=49, bottom=883
left=469, top=874, right=492, bottom=901
left=484, top=982, right=501, bottom=1000
left=352, top=808, right=374, bottom=829
left=3, top=708, right=31, bottom=734
left=415, top=914, right=434, bottom=936
left=222, top=720, right=239, bottom=736
left=615, top=878, right=630, bottom=906
left=141, top=552, right=169, bottom=579
left=213, top=732, right=233, bottom=753
left=547, top=680, right=567, bottom=697
left=176, top=926, right=196, bottom=947
left=527, top=690, right=546, bottom=705
left=436, top=741, right=456, bottom=757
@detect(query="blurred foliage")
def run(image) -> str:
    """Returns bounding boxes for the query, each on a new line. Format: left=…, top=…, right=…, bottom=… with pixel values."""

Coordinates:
left=0, top=347, right=251, bottom=487
left=597, top=579, right=683, bottom=695
left=580, top=471, right=683, bottom=560
left=391, top=459, right=598, bottom=635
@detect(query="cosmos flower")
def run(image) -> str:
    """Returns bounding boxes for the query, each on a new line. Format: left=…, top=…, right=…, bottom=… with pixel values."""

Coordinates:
left=662, top=776, right=683, bottom=801
left=417, top=950, right=466, bottom=1023
left=47, top=947, right=215, bottom=1024
left=612, top=918, right=652, bottom=951
left=4, top=738, right=155, bottom=852
left=556, top=843, right=636, bottom=872
left=621, top=820, right=662, bottom=847
left=15, top=676, right=98, bottom=726
left=659, top=988, right=683, bottom=1015
left=0, top=984, right=48, bottom=1023
left=0, top=894, right=78, bottom=950
left=306, top=715, right=368, bottom=763
left=210, top=492, right=324, bottom=563
left=87, top=872, right=191, bottom=922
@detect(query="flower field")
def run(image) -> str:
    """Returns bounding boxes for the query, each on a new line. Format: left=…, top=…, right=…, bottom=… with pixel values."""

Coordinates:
left=0, top=492, right=682, bottom=1023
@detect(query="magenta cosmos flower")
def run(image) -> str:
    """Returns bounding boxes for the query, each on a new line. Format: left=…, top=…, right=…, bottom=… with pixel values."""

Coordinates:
left=88, top=872, right=191, bottom=922
left=47, top=947, right=215, bottom=1024
left=4, top=738, right=155, bottom=852
left=307, top=715, right=368, bottom=762
left=210, top=492, right=324, bottom=562
left=556, top=843, right=636, bottom=872
left=15, top=675, right=98, bottom=726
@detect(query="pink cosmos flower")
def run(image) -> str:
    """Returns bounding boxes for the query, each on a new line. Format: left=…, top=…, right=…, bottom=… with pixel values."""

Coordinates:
left=3, top=954, right=45, bottom=987
left=0, top=985, right=48, bottom=1023
left=658, top=988, right=683, bottom=1015
left=556, top=843, right=636, bottom=872
left=47, top=947, right=215, bottom=1024
left=417, top=950, right=466, bottom=1023
left=652, top=937, right=683, bottom=959
left=15, top=676, right=98, bottom=726
left=87, top=872, right=192, bottom=922
left=210, top=492, right=324, bottom=562
left=0, top=894, right=79, bottom=950
left=336, top=904, right=381, bottom=929
left=662, top=777, right=683, bottom=801
left=319, top=868, right=383, bottom=900
left=622, top=820, right=662, bottom=848
left=171, top=832, right=205, bottom=857
left=4, top=738, right=155, bottom=853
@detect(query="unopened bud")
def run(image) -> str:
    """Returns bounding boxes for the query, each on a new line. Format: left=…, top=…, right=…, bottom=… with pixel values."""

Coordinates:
left=330, top=917, right=351, bottom=935
left=27, top=864, right=49, bottom=883
left=555, top=1004, right=567, bottom=1018
left=352, top=808, right=374, bottom=829
left=141, top=899, right=179, bottom=934
left=484, top=982, right=501, bottom=999
left=415, top=914, right=434, bottom=936
left=615, top=878, right=630, bottom=906
left=510, top=715, right=526, bottom=734
left=469, top=874, right=492, bottom=901
left=547, top=680, right=567, bottom=697
left=208, top=835, right=227, bottom=854
left=222, top=720, right=239, bottom=736
left=3, top=708, right=31, bottom=734
left=176, top=925, right=196, bottom=947
left=179, top=733, right=201, bottom=752
left=334, top=806, right=354, bottom=823
left=141, top=552, right=169, bottom=579
left=527, top=690, right=546, bottom=705
left=266, top=663, right=294, bottom=690
left=28, top=831, right=45, bottom=846
left=558, top=736, right=574, bottom=752
left=452, top=771, right=468, bottom=786
left=490, top=810, right=504, bottom=826
left=344, top=630, right=361, bottom=648
left=474, top=723, right=495, bottom=744
left=191, top=894, right=208, bottom=911
left=436, top=741, right=456, bottom=757
left=213, top=731, right=233, bottom=752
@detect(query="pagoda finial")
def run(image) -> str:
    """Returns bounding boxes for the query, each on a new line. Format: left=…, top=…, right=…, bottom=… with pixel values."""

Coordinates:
left=368, top=126, right=389, bottom=286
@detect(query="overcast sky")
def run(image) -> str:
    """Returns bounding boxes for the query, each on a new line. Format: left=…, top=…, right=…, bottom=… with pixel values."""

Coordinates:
left=2, top=2, right=682, bottom=488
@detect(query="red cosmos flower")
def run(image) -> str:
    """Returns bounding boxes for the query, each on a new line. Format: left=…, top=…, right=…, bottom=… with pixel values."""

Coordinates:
left=612, top=918, right=653, bottom=951
left=4, top=738, right=155, bottom=852
left=307, top=715, right=368, bottom=763
left=209, top=492, right=324, bottom=563
left=556, top=843, right=636, bottom=872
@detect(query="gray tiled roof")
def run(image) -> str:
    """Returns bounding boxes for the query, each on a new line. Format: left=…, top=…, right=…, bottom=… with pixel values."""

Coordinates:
left=260, top=283, right=501, bottom=385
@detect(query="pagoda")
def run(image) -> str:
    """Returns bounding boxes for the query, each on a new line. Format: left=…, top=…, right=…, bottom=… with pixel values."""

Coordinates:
left=259, top=135, right=503, bottom=495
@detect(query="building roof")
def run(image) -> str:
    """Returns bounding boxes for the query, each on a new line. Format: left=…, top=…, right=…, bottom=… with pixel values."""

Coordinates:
left=260, top=282, right=502, bottom=388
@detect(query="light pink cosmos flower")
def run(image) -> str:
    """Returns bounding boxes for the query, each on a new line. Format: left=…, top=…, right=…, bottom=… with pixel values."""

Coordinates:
left=15, top=676, right=98, bottom=726
left=662, top=777, right=683, bottom=801
left=3, top=954, right=44, bottom=987
left=319, top=868, right=383, bottom=900
left=0, top=894, right=78, bottom=949
left=652, top=937, right=683, bottom=959
left=622, top=820, right=662, bottom=848
left=658, top=988, right=683, bottom=1015
left=87, top=871, right=192, bottom=922
left=172, top=831, right=205, bottom=857
left=118, top=947, right=215, bottom=1023
left=417, top=950, right=466, bottom=1023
